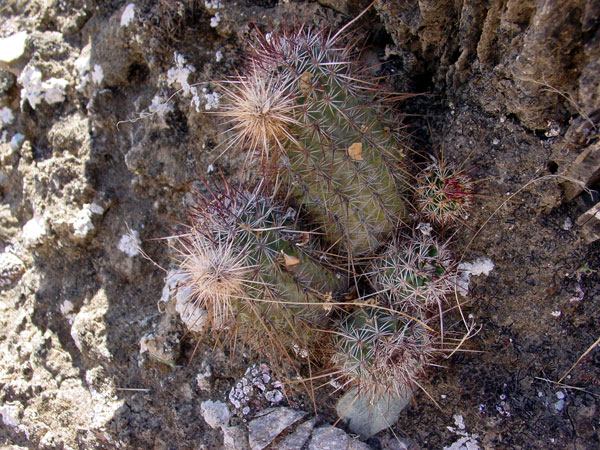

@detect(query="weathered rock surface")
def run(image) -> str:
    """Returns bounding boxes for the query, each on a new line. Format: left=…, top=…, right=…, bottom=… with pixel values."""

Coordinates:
left=200, top=400, right=230, bottom=430
left=0, top=0, right=598, bottom=448
left=248, top=407, right=307, bottom=450
left=223, top=424, right=250, bottom=450
left=336, top=387, right=412, bottom=439
left=309, top=425, right=372, bottom=450
left=375, top=0, right=599, bottom=132
left=279, top=416, right=318, bottom=450
left=562, top=141, right=600, bottom=201
left=576, top=202, right=600, bottom=242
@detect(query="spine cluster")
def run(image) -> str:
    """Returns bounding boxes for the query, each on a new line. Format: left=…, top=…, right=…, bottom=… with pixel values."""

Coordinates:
left=332, top=308, right=433, bottom=397
left=416, top=156, right=474, bottom=227
left=371, top=233, right=455, bottom=312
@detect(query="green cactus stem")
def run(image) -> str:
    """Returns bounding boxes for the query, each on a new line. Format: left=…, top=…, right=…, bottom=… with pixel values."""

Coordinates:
left=370, top=233, right=455, bottom=312
left=219, top=28, right=410, bottom=255
left=332, top=307, right=433, bottom=398
left=171, top=184, right=344, bottom=362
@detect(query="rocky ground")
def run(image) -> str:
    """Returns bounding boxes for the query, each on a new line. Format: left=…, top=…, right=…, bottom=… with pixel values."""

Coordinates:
left=0, top=0, right=598, bottom=449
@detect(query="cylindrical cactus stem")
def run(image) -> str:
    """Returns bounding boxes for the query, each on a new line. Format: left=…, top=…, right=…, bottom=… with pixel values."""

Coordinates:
left=369, top=232, right=456, bottom=313
left=332, top=307, right=434, bottom=398
left=219, top=28, right=410, bottom=255
left=170, top=184, right=345, bottom=362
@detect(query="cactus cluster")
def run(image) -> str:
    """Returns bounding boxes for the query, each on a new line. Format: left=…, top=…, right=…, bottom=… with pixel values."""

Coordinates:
left=166, top=21, right=475, bottom=434
left=326, top=230, right=454, bottom=403
left=219, top=25, right=459, bottom=395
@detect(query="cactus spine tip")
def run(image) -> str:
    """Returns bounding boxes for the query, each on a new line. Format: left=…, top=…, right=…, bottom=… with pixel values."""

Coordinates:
left=171, top=183, right=344, bottom=364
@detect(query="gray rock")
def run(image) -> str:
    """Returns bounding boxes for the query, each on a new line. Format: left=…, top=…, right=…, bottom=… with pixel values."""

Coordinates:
left=562, top=141, right=600, bottom=201
left=70, top=290, right=113, bottom=365
left=376, top=1, right=596, bottom=131
left=0, top=252, right=25, bottom=287
left=0, top=31, right=27, bottom=63
left=223, top=425, right=249, bottom=450
left=379, top=434, right=420, bottom=450
left=89, top=5, right=145, bottom=88
left=336, top=387, right=412, bottom=439
left=0, top=31, right=27, bottom=76
left=577, top=202, right=600, bottom=243
left=124, top=136, right=193, bottom=189
left=279, top=417, right=317, bottom=450
left=200, top=400, right=230, bottom=430
left=316, top=0, right=367, bottom=15
left=248, top=407, right=306, bottom=450
left=308, top=425, right=372, bottom=450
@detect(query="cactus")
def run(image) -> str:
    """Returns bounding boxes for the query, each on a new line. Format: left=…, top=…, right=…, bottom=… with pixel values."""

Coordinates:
left=370, top=233, right=455, bottom=312
left=170, top=184, right=344, bottom=362
left=415, top=156, right=474, bottom=227
left=219, top=28, right=410, bottom=255
left=332, top=307, right=433, bottom=398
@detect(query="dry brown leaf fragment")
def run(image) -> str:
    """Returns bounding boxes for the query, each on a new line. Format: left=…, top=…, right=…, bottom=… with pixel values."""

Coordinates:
left=297, top=231, right=310, bottom=246
left=281, top=251, right=300, bottom=267
left=322, top=292, right=333, bottom=312
left=364, top=295, right=378, bottom=306
left=299, top=71, right=314, bottom=95
left=348, top=142, right=363, bottom=161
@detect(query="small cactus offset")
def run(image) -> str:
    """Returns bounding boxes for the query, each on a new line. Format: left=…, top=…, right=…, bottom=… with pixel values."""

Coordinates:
left=220, top=27, right=410, bottom=255
left=370, top=233, right=455, bottom=312
left=332, top=307, right=434, bottom=398
left=416, top=156, right=474, bottom=227
left=170, top=184, right=344, bottom=362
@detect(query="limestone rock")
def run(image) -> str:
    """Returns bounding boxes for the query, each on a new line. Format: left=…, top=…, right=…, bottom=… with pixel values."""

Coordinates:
left=336, top=387, right=412, bottom=439
left=561, top=141, right=600, bottom=201
left=0, top=31, right=28, bottom=76
left=279, top=417, right=317, bottom=450
left=223, top=425, right=249, bottom=450
left=308, top=425, right=372, bottom=450
left=576, top=202, right=600, bottom=243
left=0, top=31, right=27, bottom=63
left=0, top=251, right=25, bottom=287
left=70, top=290, right=112, bottom=365
left=248, top=407, right=307, bottom=450
left=200, top=400, right=230, bottom=430
left=376, top=0, right=597, bottom=131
